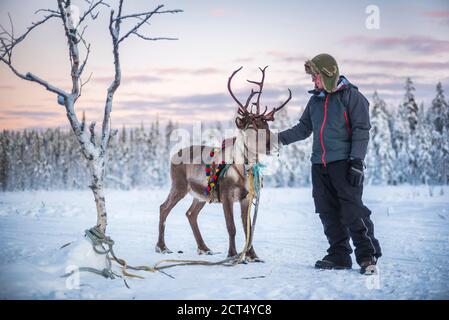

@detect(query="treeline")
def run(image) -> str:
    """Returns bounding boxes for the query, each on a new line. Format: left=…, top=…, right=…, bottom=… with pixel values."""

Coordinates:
left=1, top=78, right=448, bottom=191
left=0, top=120, right=176, bottom=191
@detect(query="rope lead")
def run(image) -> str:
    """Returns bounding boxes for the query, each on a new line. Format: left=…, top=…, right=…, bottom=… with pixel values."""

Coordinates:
left=61, top=162, right=264, bottom=282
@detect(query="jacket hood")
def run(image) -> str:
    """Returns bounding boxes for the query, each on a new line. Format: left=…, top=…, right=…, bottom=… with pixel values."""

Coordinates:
left=308, top=75, right=356, bottom=97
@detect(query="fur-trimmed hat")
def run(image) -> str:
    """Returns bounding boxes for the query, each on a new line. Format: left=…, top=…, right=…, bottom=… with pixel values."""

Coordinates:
left=305, top=53, right=339, bottom=93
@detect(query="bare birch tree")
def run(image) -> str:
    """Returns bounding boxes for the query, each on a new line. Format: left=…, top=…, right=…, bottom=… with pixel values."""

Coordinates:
left=0, top=0, right=182, bottom=233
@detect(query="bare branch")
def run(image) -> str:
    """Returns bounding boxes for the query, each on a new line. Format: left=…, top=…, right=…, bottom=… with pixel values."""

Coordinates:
left=116, top=5, right=163, bottom=44
left=100, top=7, right=121, bottom=154
left=25, top=72, right=69, bottom=97
left=0, top=52, right=69, bottom=100
left=76, top=0, right=109, bottom=28
left=35, top=8, right=60, bottom=15
left=116, top=5, right=182, bottom=44
left=132, top=15, right=152, bottom=28
left=81, top=72, right=93, bottom=88
left=0, top=22, right=12, bottom=39
left=57, top=0, right=82, bottom=97
left=76, top=72, right=93, bottom=102
left=79, top=25, right=88, bottom=39
left=113, top=8, right=183, bottom=22
left=77, top=40, right=91, bottom=78
left=132, top=31, right=178, bottom=41
left=0, top=12, right=59, bottom=60
left=8, top=13, right=14, bottom=43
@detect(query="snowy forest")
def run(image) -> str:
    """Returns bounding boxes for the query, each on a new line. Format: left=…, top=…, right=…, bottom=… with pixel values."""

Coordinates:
left=1, top=78, right=448, bottom=191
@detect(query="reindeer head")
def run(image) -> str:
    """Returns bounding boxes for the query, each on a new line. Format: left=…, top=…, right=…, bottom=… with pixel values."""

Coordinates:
left=227, top=66, right=292, bottom=160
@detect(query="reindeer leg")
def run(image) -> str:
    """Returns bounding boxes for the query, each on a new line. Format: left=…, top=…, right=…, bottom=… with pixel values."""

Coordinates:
left=156, top=188, right=186, bottom=254
left=185, top=199, right=212, bottom=255
left=240, top=197, right=263, bottom=262
left=222, top=197, right=238, bottom=258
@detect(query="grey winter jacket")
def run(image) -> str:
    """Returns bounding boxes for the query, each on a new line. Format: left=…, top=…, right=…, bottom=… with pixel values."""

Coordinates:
left=278, top=76, right=371, bottom=165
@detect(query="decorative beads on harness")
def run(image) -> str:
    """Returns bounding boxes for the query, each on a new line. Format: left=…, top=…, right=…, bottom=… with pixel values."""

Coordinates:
left=204, top=148, right=226, bottom=199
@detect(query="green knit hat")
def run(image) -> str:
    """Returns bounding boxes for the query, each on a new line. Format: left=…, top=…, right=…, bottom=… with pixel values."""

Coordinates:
left=305, top=53, right=339, bottom=93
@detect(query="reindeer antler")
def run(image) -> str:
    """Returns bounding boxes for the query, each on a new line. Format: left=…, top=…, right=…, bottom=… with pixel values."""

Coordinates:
left=227, top=67, right=246, bottom=115
left=262, top=88, right=292, bottom=121
left=247, top=66, right=268, bottom=114
left=228, top=66, right=292, bottom=126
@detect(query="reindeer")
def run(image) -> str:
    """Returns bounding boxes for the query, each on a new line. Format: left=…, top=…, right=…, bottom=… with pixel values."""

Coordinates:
left=156, top=66, right=292, bottom=261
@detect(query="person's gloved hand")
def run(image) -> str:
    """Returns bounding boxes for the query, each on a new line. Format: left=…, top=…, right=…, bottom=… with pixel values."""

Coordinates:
left=268, top=131, right=282, bottom=155
left=347, top=158, right=365, bottom=186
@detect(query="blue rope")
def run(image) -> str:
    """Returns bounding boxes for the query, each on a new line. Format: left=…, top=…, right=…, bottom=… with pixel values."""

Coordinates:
left=252, top=162, right=266, bottom=197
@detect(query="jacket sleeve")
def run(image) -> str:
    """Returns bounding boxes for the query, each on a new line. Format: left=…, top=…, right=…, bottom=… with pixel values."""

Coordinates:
left=346, top=88, right=371, bottom=160
left=278, top=102, right=313, bottom=145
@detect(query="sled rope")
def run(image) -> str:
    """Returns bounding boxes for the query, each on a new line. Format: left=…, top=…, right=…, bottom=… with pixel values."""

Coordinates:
left=61, top=163, right=264, bottom=281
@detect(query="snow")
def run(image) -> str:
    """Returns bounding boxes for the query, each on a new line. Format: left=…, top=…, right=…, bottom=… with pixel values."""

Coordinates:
left=0, top=186, right=448, bottom=300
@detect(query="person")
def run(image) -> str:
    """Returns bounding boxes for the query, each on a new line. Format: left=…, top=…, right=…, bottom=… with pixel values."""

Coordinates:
left=276, top=53, right=382, bottom=275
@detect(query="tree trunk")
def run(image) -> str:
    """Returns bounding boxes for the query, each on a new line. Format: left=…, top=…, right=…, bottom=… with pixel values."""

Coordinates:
left=89, top=157, right=107, bottom=233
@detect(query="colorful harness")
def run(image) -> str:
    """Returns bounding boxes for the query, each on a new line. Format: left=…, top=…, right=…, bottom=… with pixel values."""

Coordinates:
left=203, top=138, right=236, bottom=202
left=204, top=149, right=226, bottom=198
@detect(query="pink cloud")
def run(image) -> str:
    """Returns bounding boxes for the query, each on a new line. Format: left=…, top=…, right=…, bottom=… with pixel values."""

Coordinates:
left=93, top=74, right=163, bottom=84
left=0, top=85, right=15, bottom=90
left=342, top=58, right=449, bottom=71
left=423, top=10, right=449, bottom=26
left=342, top=35, right=449, bottom=54
left=211, top=8, right=225, bottom=17
left=149, top=67, right=221, bottom=75
left=265, top=52, right=308, bottom=63
left=233, top=57, right=254, bottom=63
left=423, top=10, right=449, bottom=17
left=266, top=50, right=289, bottom=57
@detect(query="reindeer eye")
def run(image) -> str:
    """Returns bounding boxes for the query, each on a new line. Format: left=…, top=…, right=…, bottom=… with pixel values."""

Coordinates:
left=235, top=117, right=245, bottom=129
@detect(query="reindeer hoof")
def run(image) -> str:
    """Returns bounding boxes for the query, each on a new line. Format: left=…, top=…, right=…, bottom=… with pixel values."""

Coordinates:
left=155, top=245, right=172, bottom=254
left=246, top=256, right=265, bottom=263
left=197, top=248, right=213, bottom=255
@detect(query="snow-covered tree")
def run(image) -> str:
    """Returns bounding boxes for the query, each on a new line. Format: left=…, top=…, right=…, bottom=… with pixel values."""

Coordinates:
left=414, top=106, right=433, bottom=185
left=429, top=82, right=449, bottom=134
left=403, top=77, right=419, bottom=133
left=366, top=91, right=395, bottom=184
left=391, top=102, right=410, bottom=184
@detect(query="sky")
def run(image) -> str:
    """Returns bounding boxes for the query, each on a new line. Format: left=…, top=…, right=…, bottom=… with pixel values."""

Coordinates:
left=0, top=0, right=449, bottom=130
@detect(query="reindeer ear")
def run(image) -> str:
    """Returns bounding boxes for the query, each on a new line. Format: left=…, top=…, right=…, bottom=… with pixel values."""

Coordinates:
left=235, top=117, right=245, bottom=129
left=264, top=109, right=275, bottom=121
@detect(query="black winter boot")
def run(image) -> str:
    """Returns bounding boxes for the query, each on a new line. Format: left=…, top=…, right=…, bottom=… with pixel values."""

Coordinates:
left=360, top=257, right=378, bottom=275
left=315, top=253, right=352, bottom=270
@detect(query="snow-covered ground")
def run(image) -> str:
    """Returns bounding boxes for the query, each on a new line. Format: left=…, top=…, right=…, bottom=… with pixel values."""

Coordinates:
left=0, top=186, right=448, bottom=300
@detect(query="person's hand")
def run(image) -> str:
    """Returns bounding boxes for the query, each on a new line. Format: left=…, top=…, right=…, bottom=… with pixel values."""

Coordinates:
left=268, top=131, right=282, bottom=154
left=347, top=158, right=365, bottom=186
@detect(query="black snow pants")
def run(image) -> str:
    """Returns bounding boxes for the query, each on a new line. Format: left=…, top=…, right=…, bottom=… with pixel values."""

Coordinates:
left=311, top=160, right=382, bottom=265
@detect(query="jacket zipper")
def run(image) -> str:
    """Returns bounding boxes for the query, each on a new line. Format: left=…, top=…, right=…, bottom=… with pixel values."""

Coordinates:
left=343, top=111, right=352, bottom=136
left=320, top=95, right=329, bottom=167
